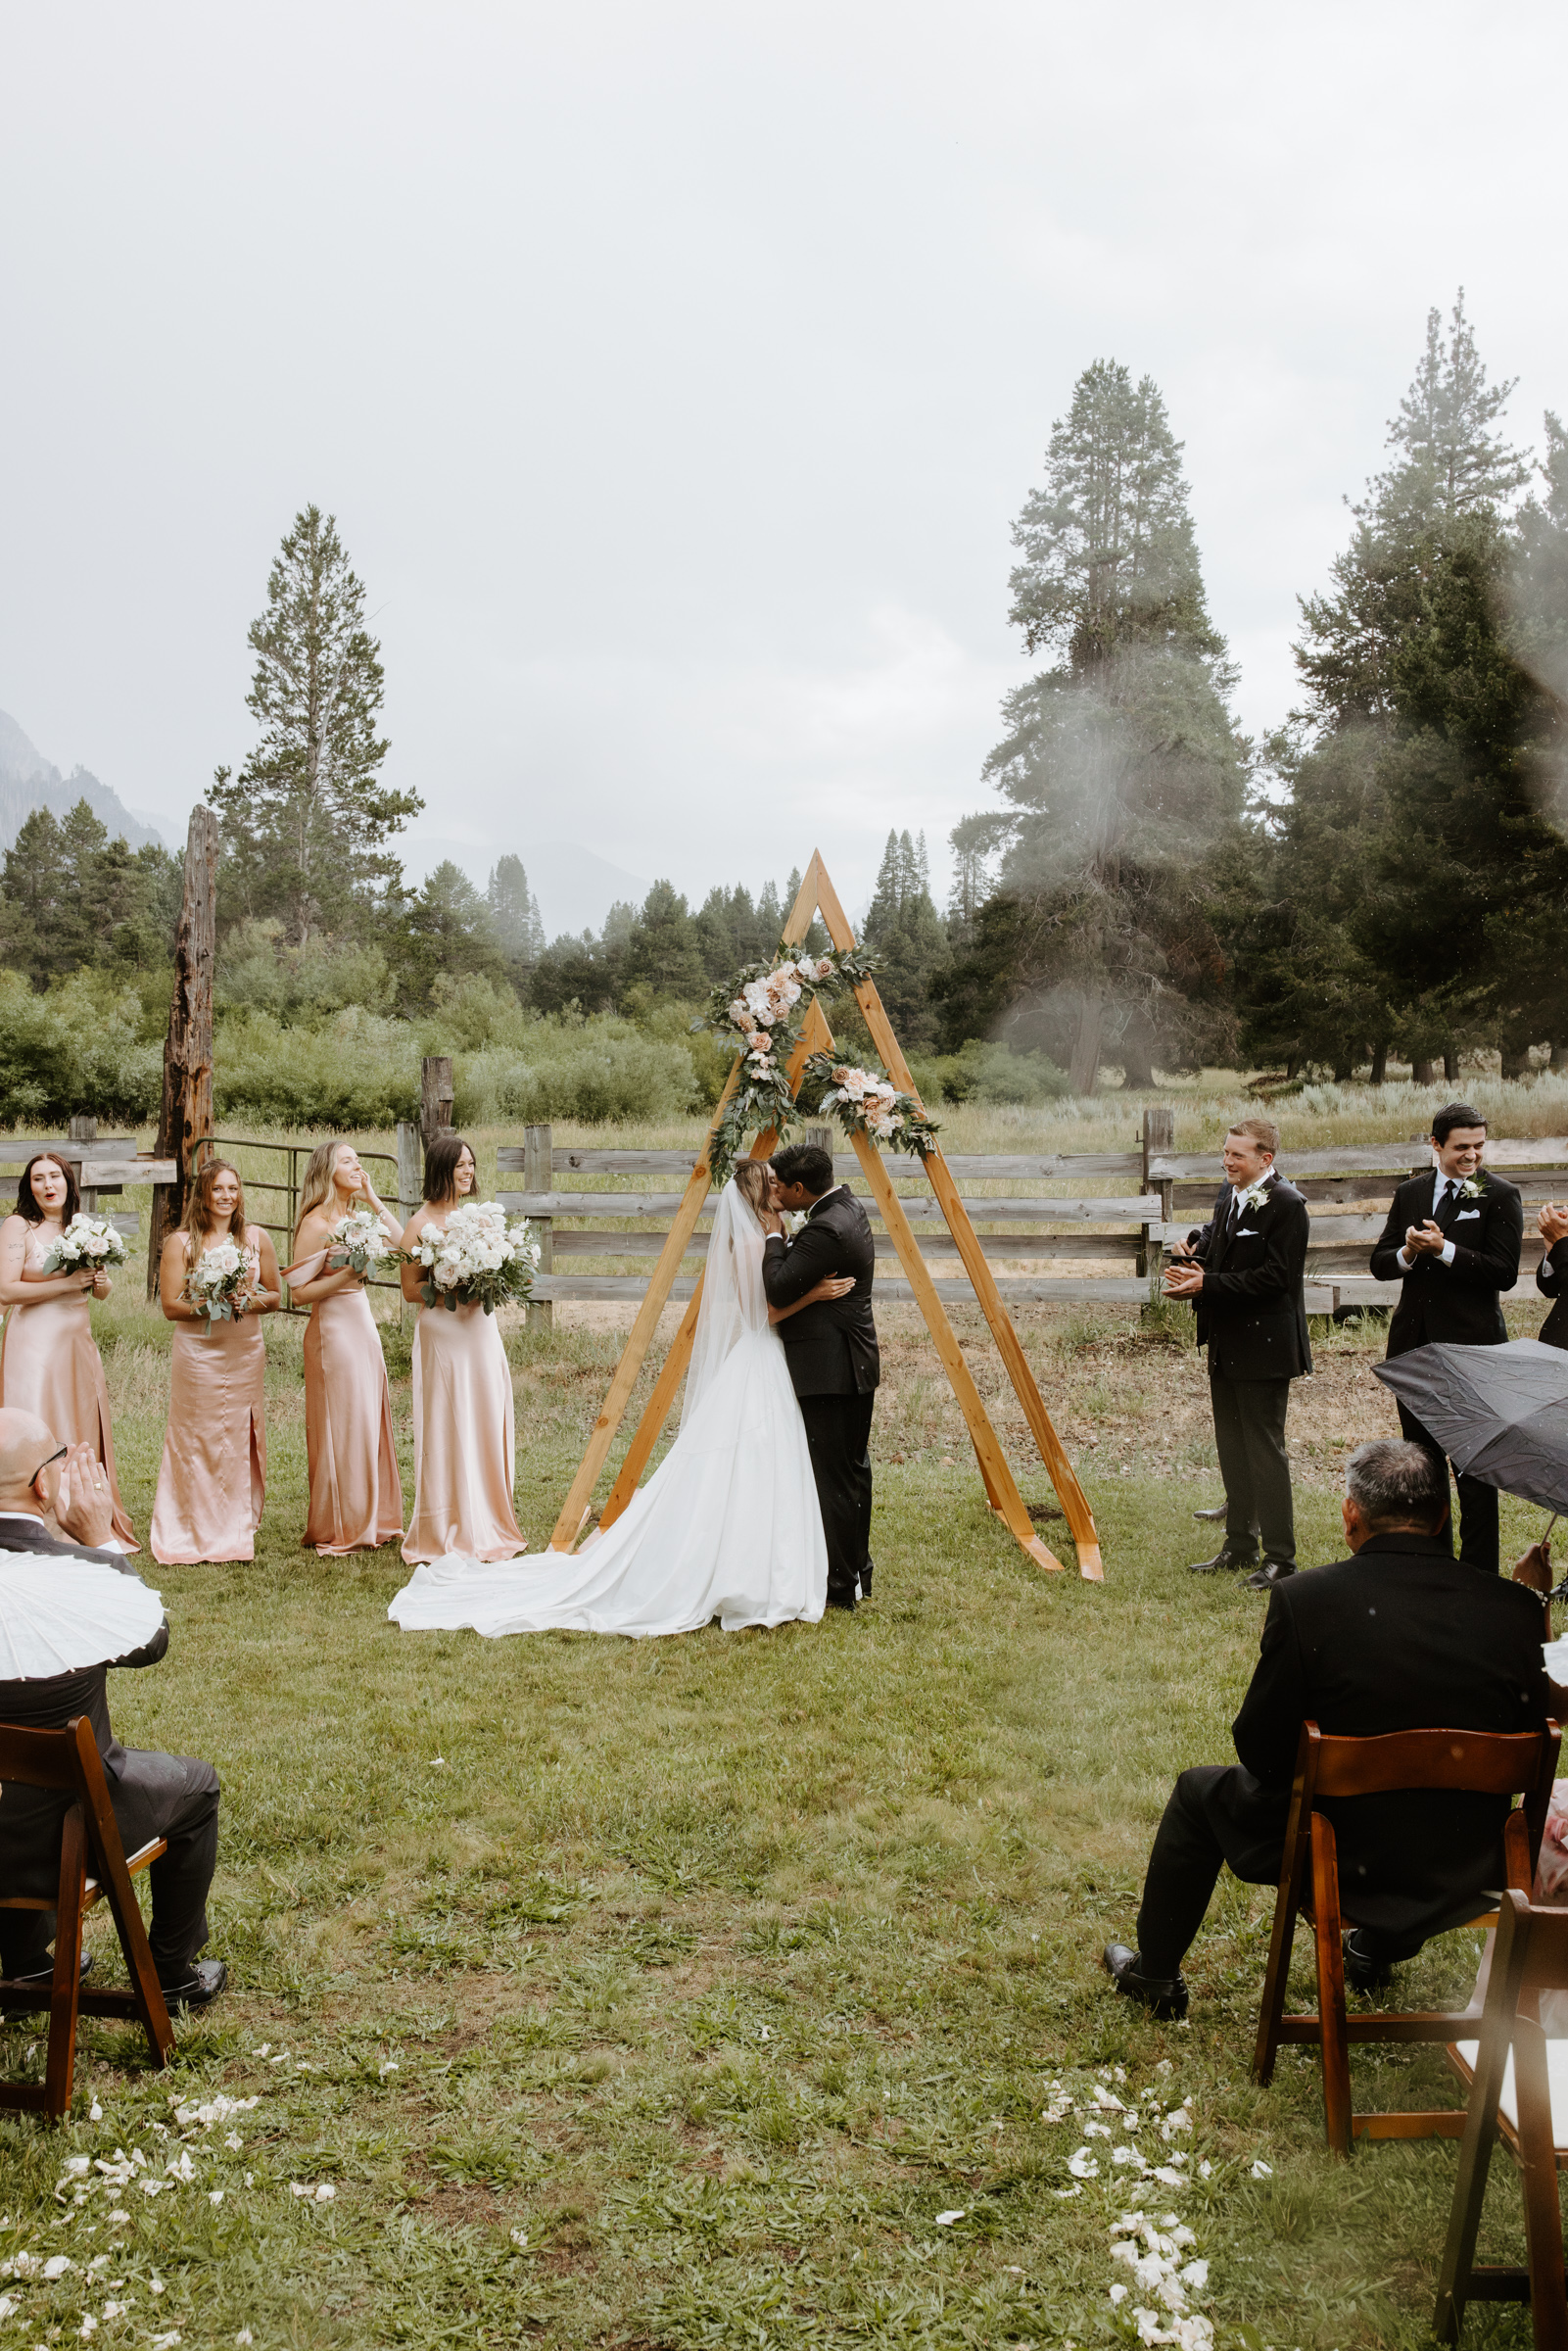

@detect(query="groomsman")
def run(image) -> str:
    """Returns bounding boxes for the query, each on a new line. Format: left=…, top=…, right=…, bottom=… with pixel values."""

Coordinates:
left=1164, top=1118, right=1311, bottom=1592
left=1370, top=1102, right=1523, bottom=1573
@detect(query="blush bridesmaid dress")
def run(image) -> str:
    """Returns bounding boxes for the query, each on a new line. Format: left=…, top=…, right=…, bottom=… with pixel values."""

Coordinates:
left=0, top=1224, right=139, bottom=1551
left=301, top=1284, right=403, bottom=1554
left=150, top=1232, right=266, bottom=1565
left=403, top=1289, right=527, bottom=1565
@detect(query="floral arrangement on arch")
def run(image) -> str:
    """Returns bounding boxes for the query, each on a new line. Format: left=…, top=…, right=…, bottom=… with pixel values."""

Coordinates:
left=801, top=1052, right=940, bottom=1159
left=691, top=944, right=879, bottom=1184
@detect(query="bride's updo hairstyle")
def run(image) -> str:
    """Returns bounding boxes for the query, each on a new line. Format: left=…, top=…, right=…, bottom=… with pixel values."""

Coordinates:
left=424, top=1133, right=477, bottom=1207
left=731, top=1161, right=770, bottom=1224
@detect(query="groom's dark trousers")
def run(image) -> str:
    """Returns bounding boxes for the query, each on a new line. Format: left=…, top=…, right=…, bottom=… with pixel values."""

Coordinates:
left=762, top=1186, right=879, bottom=1604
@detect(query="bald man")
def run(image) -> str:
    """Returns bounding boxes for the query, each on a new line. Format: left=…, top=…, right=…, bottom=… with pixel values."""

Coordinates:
left=0, top=1408, right=225, bottom=2013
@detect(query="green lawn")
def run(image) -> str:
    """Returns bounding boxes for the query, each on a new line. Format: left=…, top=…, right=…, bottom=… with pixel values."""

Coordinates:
left=0, top=1285, right=1557, bottom=2350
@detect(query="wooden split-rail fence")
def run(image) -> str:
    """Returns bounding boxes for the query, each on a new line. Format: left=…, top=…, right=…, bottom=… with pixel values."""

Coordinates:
left=499, top=1112, right=1568, bottom=1327
left=0, top=1126, right=177, bottom=1234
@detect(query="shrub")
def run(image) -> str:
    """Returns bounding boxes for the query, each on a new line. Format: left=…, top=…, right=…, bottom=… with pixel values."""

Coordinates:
left=918, top=1039, right=1072, bottom=1106
left=454, top=1027, right=700, bottom=1126
left=215, top=920, right=397, bottom=1019
left=0, top=968, right=163, bottom=1126
left=214, top=1007, right=421, bottom=1127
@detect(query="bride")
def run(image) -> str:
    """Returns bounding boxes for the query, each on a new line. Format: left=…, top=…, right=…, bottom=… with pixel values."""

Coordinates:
left=387, top=1162, right=850, bottom=1638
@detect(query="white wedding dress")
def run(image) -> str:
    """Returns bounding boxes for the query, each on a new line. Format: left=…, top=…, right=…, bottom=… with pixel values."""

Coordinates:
left=387, top=1181, right=828, bottom=1638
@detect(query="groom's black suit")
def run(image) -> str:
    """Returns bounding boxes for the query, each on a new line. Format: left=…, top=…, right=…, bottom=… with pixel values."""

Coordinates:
left=762, top=1187, right=879, bottom=1603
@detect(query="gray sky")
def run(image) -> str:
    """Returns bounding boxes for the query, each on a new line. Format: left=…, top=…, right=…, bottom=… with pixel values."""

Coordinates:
left=3, top=0, right=1564, bottom=928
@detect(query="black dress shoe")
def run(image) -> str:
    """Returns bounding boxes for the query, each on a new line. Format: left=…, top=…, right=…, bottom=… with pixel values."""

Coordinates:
left=1, top=1953, right=92, bottom=2014
left=1342, top=1932, right=1394, bottom=1994
left=1244, top=1560, right=1297, bottom=1591
left=859, top=1559, right=873, bottom=1598
left=1102, top=1942, right=1189, bottom=2022
left=1187, top=1550, right=1254, bottom=1575
left=826, top=1585, right=857, bottom=1612
left=158, top=1959, right=227, bottom=2011
left=1192, top=1505, right=1228, bottom=1523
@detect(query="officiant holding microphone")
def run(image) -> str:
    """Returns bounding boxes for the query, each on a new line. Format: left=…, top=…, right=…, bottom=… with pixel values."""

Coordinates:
left=1369, top=1103, right=1523, bottom=1572
left=1163, top=1117, right=1311, bottom=1592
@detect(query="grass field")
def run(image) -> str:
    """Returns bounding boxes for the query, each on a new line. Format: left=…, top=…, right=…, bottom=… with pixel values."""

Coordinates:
left=0, top=1101, right=1564, bottom=2349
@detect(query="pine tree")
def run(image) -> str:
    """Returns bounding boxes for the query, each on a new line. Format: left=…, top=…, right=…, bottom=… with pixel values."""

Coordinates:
left=947, top=360, right=1244, bottom=1090
left=486, top=855, right=546, bottom=964
left=212, top=505, right=422, bottom=943
left=0, top=800, right=181, bottom=988
left=860, top=829, right=951, bottom=1051
left=621, top=881, right=707, bottom=1000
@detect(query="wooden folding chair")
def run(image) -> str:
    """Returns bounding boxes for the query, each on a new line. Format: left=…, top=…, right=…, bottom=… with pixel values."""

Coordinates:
left=1435, top=1890, right=1568, bottom=2347
left=1253, top=1719, right=1560, bottom=2156
left=0, top=1715, right=175, bottom=2120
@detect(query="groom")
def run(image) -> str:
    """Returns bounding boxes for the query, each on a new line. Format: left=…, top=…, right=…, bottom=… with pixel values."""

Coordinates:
left=760, top=1143, right=879, bottom=1611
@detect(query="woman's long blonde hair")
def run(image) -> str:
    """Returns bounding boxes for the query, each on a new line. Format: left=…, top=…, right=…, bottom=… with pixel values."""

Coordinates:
left=181, top=1158, right=247, bottom=1245
left=731, top=1161, right=770, bottom=1223
left=294, top=1141, right=352, bottom=1253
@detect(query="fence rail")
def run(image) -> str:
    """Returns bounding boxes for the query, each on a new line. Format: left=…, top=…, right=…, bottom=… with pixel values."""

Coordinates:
left=498, top=1123, right=1568, bottom=1322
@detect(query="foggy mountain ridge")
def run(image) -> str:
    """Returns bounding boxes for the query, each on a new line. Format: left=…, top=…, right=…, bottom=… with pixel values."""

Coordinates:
left=0, top=710, right=167, bottom=853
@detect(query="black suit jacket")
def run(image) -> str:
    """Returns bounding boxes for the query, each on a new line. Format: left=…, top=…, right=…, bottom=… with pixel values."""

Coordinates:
left=1189, top=1174, right=1312, bottom=1381
left=1537, top=1236, right=1568, bottom=1350
left=0, top=1517, right=174, bottom=1894
left=1222, top=1532, right=1550, bottom=1936
left=1370, top=1170, right=1523, bottom=1356
left=762, top=1187, right=879, bottom=1398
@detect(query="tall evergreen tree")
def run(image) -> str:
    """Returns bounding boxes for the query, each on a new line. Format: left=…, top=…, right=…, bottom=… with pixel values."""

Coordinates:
left=0, top=800, right=180, bottom=988
left=861, top=829, right=950, bottom=1050
left=940, top=360, right=1244, bottom=1089
left=212, top=505, right=422, bottom=943
left=486, top=855, right=546, bottom=964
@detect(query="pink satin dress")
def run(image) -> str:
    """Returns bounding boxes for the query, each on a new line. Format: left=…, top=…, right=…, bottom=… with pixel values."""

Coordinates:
left=302, top=1285, right=403, bottom=1554
left=403, top=1290, right=526, bottom=1564
left=0, top=1223, right=139, bottom=1551
left=149, top=1231, right=266, bottom=1565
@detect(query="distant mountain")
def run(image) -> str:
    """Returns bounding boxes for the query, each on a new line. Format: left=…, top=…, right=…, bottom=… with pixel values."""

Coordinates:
left=0, top=711, right=167, bottom=853
left=398, top=831, right=651, bottom=940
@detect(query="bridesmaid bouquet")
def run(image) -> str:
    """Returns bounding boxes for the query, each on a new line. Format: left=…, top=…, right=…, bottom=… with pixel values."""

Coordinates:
left=40, top=1213, right=129, bottom=1274
left=184, top=1241, right=256, bottom=1322
left=326, top=1207, right=397, bottom=1276
left=404, top=1201, right=542, bottom=1315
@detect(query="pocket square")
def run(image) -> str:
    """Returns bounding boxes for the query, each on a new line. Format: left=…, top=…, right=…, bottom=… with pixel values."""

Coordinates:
left=1455, top=1208, right=1481, bottom=1221
left=1235, top=1227, right=1259, bottom=1238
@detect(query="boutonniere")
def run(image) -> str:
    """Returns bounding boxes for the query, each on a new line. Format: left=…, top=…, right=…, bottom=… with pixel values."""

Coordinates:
left=1457, top=1173, right=1488, bottom=1201
left=1236, top=1178, right=1273, bottom=1214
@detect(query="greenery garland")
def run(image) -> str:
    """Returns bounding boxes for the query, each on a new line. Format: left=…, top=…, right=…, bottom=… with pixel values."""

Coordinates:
left=800, top=1051, right=941, bottom=1159
left=690, top=944, right=879, bottom=1183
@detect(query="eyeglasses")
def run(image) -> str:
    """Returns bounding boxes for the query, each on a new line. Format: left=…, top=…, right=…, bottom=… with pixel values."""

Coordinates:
left=30, top=1444, right=67, bottom=1485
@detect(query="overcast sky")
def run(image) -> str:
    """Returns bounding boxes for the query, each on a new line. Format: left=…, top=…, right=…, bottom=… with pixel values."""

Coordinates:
left=3, top=1, right=1564, bottom=927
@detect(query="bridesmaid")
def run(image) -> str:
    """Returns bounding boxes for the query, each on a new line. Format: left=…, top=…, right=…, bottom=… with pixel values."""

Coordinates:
left=401, top=1133, right=527, bottom=1565
left=150, top=1159, right=280, bottom=1565
left=0, top=1151, right=139, bottom=1550
left=286, top=1141, right=404, bottom=1554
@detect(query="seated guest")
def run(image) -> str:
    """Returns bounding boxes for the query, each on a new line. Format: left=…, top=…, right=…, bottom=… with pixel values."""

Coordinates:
left=1536, top=1201, right=1568, bottom=1348
left=0, top=1407, right=226, bottom=2011
left=1103, top=1439, right=1550, bottom=2020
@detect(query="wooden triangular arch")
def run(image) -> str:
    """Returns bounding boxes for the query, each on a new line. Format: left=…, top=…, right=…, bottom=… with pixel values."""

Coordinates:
left=547, top=851, right=1103, bottom=1580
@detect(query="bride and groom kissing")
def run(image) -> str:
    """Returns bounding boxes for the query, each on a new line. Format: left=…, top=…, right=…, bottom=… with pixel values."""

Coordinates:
left=389, top=1142, right=878, bottom=1639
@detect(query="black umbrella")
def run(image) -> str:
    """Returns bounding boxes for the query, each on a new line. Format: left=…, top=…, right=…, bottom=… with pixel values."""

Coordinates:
left=1374, top=1339, right=1568, bottom=1519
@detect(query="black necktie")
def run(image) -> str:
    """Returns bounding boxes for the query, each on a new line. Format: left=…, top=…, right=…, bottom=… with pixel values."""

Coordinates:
left=1434, top=1176, right=1459, bottom=1231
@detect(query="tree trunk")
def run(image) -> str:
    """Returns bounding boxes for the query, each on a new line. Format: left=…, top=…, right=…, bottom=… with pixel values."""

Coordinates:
left=1444, top=1049, right=1459, bottom=1082
left=1552, top=1039, right=1565, bottom=1072
left=1412, top=1057, right=1436, bottom=1086
left=1069, top=990, right=1105, bottom=1097
left=1369, top=1041, right=1389, bottom=1085
left=146, top=807, right=218, bottom=1298
left=1499, top=1041, right=1535, bottom=1080
left=1285, top=1056, right=1300, bottom=1081
left=1119, top=1033, right=1157, bottom=1090
left=1332, top=1059, right=1354, bottom=1083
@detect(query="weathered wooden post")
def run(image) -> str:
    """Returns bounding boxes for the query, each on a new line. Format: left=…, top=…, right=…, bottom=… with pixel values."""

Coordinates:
left=396, top=1120, right=422, bottom=1332
left=68, top=1114, right=98, bottom=1217
left=420, top=1056, right=453, bottom=1148
left=523, top=1123, right=553, bottom=1332
left=146, top=807, right=217, bottom=1298
left=1141, top=1103, right=1175, bottom=1301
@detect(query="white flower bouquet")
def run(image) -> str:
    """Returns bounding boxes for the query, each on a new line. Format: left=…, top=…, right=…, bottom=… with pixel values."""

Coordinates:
left=40, top=1213, right=128, bottom=1276
left=403, top=1201, right=542, bottom=1315
left=184, top=1240, right=255, bottom=1322
left=326, top=1206, right=397, bottom=1276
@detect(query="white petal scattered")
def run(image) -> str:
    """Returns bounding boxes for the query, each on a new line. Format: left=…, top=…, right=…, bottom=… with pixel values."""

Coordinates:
left=934, top=2209, right=965, bottom=2227
left=44, top=2254, right=73, bottom=2279
left=209, top=2189, right=225, bottom=2206
left=1068, top=2147, right=1100, bottom=2179
left=1110, top=2282, right=1129, bottom=2305
left=89, top=2100, right=103, bottom=2122
left=1250, top=2159, right=1273, bottom=2180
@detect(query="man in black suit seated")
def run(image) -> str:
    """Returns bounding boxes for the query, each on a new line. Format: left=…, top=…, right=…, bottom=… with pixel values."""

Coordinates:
left=760, top=1142, right=878, bottom=1612
left=1103, top=1439, right=1549, bottom=2021
left=1534, top=1199, right=1568, bottom=1349
left=0, top=1407, right=226, bottom=2012
left=1163, top=1116, right=1312, bottom=1593
left=1369, top=1103, right=1523, bottom=1573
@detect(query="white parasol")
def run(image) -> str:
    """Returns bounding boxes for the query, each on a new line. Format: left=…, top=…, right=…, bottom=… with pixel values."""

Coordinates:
left=0, top=1551, right=165, bottom=1681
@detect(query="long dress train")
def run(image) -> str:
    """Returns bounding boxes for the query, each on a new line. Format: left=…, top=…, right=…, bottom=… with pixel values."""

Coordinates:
left=302, top=1288, right=404, bottom=1554
left=388, top=1180, right=827, bottom=1638
left=402, top=1289, right=527, bottom=1564
left=149, top=1232, right=266, bottom=1564
left=0, top=1224, right=139, bottom=1550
